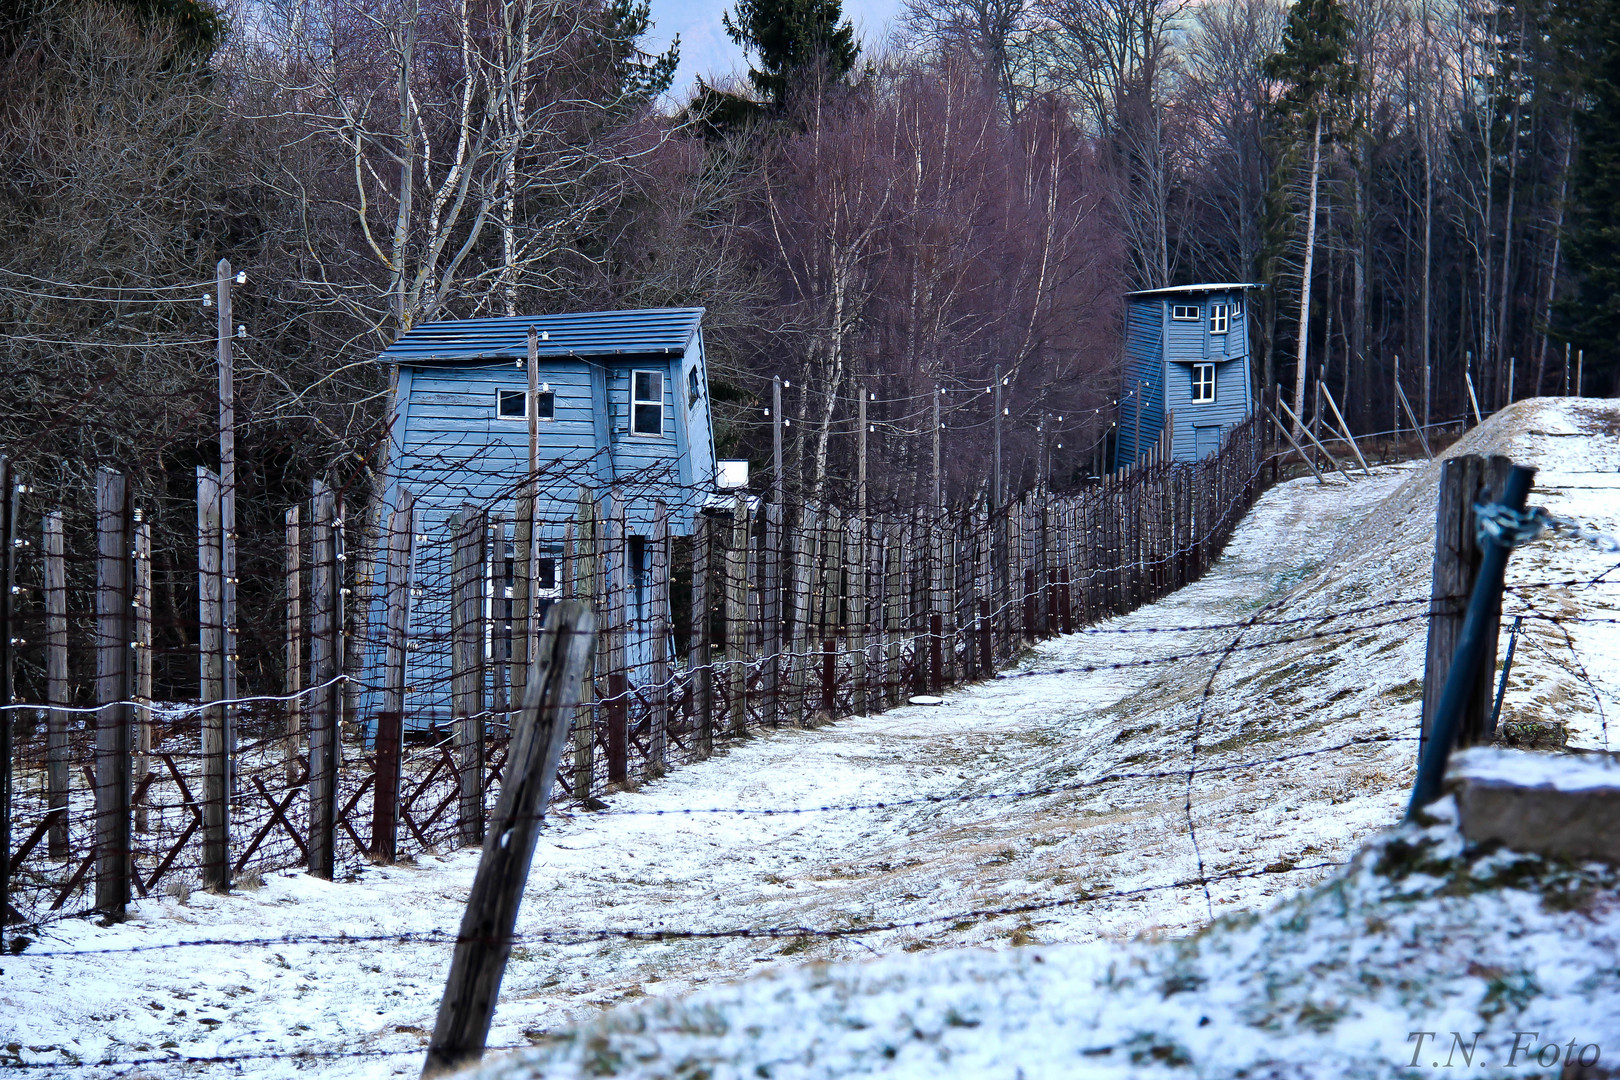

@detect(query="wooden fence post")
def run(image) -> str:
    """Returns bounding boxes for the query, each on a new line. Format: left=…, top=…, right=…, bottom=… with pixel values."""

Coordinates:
left=850, top=512, right=867, bottom=714
left=285, top=506, right=303, bottom=786
left=451, top=504, right=487, bottom=846
left=1422, top=455, right=1515, bottom=749
left=605, top=490, right=629, bottom=783
left=573, top=487, right=598, bottom=796
left=690, top=511, right=712, bottom=756
left=647, top=501, right=669, bottom=774
left=197, top=466, right=229, bottom=893
left=133, top=513, right=152, bottom=835
left=308, top=480, right=338, bottom=880
left=0, top=459, right=14, bottom=937
left=510, top=495, right=532, bottom=711
left=422, top=602, right=596, bottom=1080
left=94, top=468, right=133, bottom=917
left=372, top=491, right=415, bottom=864
left=43, top=509, right=68, bottom=859
left=489, top=517, right=509, bottom=724
left=763, top=502, right=782, bottom=726
left=725, top=495, right=748, bottom=736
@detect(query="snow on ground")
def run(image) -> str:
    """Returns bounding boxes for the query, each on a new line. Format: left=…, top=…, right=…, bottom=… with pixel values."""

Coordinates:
left=480, top=798, right=1620, bottom=1079
left=4, top=398, right=1616, bottom=1078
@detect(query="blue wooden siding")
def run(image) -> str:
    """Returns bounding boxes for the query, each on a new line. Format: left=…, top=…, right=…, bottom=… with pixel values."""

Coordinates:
left=364, top=308, right=717, bottom=730
left=1117, top=288, right=1256, bottom=467
left=1116, top=301, right=1166, bottom=468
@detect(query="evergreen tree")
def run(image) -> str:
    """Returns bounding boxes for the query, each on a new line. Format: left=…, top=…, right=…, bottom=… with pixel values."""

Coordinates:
left=723, top=0, right=859, bottom=108
left=1261, top=0, right=1358, bottom=428
left=1555, top=0, right=1620, bottom=394
left=601, top=0, right=679, bottom=105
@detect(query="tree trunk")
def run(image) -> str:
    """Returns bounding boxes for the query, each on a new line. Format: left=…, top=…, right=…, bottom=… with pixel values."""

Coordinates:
left=1291, top=114, right=1323, bottom=435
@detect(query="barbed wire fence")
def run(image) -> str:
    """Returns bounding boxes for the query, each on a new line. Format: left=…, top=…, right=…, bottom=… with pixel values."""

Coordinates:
left=0, top=386, right=1284, bottom=928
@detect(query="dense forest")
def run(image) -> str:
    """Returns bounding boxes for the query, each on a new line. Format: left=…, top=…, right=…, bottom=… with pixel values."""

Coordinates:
left=2, top=0, right=1617, bottom=521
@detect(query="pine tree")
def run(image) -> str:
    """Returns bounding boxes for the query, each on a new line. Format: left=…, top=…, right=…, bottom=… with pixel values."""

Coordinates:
left=1555, top=0, right=1620, bottom=395
left=1262, top=0, right=1358, bottom=430
left=723, top=0, right=859, bottom=108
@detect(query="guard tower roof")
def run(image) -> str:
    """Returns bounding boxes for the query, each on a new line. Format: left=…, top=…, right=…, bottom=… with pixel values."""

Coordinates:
left=1124, top=283, right=1264, bottom=298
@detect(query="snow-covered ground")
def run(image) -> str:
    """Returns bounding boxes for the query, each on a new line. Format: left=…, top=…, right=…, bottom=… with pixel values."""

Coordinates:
left=5, top=398, right=1616, bottom=1078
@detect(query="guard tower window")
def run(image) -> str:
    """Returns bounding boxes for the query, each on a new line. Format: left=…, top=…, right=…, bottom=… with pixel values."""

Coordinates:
left=497, top=388, right=554, bottom=420
left=688, top=366, right=702, bottom=408
left=1209, top=304, right=1230, bottom=334
left=632, top=370, right=664, bottom=436
left=1192, top=363, right=1216, bottom=403
left=1171, top=304, right=1199, bottom=321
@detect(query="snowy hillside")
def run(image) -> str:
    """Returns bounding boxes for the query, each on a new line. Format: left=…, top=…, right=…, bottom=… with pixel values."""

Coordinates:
left=6, top=397, right=1616, bottom=1078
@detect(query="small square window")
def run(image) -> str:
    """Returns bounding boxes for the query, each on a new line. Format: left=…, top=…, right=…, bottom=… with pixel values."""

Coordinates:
left=496, top=389, right=554, bottom=420
left=1192, top=363, right=1216, bottom=403
left=536, top=557, right=557, bottom=592
left=632, top=370, right=664, bottom=436
left=1171, top=304, right=1199, bottom=321
left=1209, top=304, right=1230, bottom=334
left=688, top=366, right=702, bottom=408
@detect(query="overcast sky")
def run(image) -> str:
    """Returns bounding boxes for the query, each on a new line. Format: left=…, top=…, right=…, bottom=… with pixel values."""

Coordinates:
left=643, top=0, right=907, bottom=103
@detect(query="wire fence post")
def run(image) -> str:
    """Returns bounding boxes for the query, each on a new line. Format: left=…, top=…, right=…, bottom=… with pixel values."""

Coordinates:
left=451, top=504, right=487, bottom=845
left=1409, top=464, right=1535, bottom=815
left=133, top=513, right=152, bottom=835
left=1422, top=455, right=1514, bottom=750
left=0, top=458, right=14, bottom=938
left=605, top=489, right=628, bottom=783
left=690, top=511, right=712, bottom=755
left=285, top=506, right=303, bottom=786
left=307, top=480, right=338, bottom=880
left=43, top=508, right=68, bottom=859
left=198, top=466, right=229, bottom=892
left=422, top=601, right=596, bottom=1080
left=94, top=467, right=133, bottom=918
left=648, top=500, right=669, bottom=773
left=372, top=491, right=414, bottom=864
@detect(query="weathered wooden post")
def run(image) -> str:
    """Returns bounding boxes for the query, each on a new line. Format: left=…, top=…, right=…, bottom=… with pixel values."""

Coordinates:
left=763, top=501, right=782, bottom=726
left=488, top=517, right=509, bottom=723
left=422, top=602, right=596, bottom=1079
left=1422, top=455, right=1515, bottom=749
left=510, top=495, right=533, bottom=711
left=308, top=480, right=339, bottom=880
left=197, top=466, right=229, bottom=892
left=690, top=510, right=712, bottom=756
left=0, top=459, right=15, bottom=939
left=372, top=491, right=415, bottom=864
left=604, top=490, right=629, bottom=783
left=725, top=495, right=748, bottom=735
left=133, top=512, right=152, bottom=834
left=647, top=501, right=670, bottom=773
left=43, top=509, right=68, bottom=858
left=94, top=468, right=133, bottom=918
left=285, top=506, right=303, bottom=785
left=573, top=487, right=598, bottom=794
left=451, top=505, right=487, bottom=846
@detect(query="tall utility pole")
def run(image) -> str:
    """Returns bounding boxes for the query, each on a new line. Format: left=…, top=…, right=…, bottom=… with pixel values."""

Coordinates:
left=932, top=385, right=942, bottom=508
left=216, top=259, right=237, bottom=775
left=993, top=366, right=1003, bottom=507
left=857, top=384, right=868, bottom=520
left=526, top=326, right=540, bottom=675
left=772, top=377, right=784, bottom=505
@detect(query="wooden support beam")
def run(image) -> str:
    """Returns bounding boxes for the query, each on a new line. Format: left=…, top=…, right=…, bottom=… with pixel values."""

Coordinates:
left=197, top=467, right=229, bottom=892
left=422, top=603, right=596, bottom=1079
left=307, top=480, right=338, bottom=880
left=95, top=468, right=133, bottom=917
left=372, top=491, right=414, bottom=864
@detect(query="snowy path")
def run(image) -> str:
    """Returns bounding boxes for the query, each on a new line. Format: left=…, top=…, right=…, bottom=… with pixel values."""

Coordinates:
left=7, top=398, right=1617, bottom=1078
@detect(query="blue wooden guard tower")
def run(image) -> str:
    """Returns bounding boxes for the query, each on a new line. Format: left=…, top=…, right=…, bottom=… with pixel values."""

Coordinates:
left=367, top=307, right=719, bottom=730
left=1114, top=283, right=1260, bottom=469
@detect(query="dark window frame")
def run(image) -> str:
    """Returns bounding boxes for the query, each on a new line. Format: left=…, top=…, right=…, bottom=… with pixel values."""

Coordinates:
left=631, top=369, right=664, bottom=436
left=1192, top=363, right=1216, bottom=403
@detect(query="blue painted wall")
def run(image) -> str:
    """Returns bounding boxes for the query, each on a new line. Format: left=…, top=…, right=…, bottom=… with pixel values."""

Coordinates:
left=1114, top=288, right=1255, bottom=468
left=363, top=309, right=717, bottom=729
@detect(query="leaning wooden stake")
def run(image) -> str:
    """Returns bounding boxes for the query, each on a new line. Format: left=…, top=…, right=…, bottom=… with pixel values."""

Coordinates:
left=422, top=601, right=596, bottom=1079
left=1318, top=384, right=1370, bottom=476
left=1277, top=398, right=1355, bottom=483
left=1263, top=405, right=1326, bottom=485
